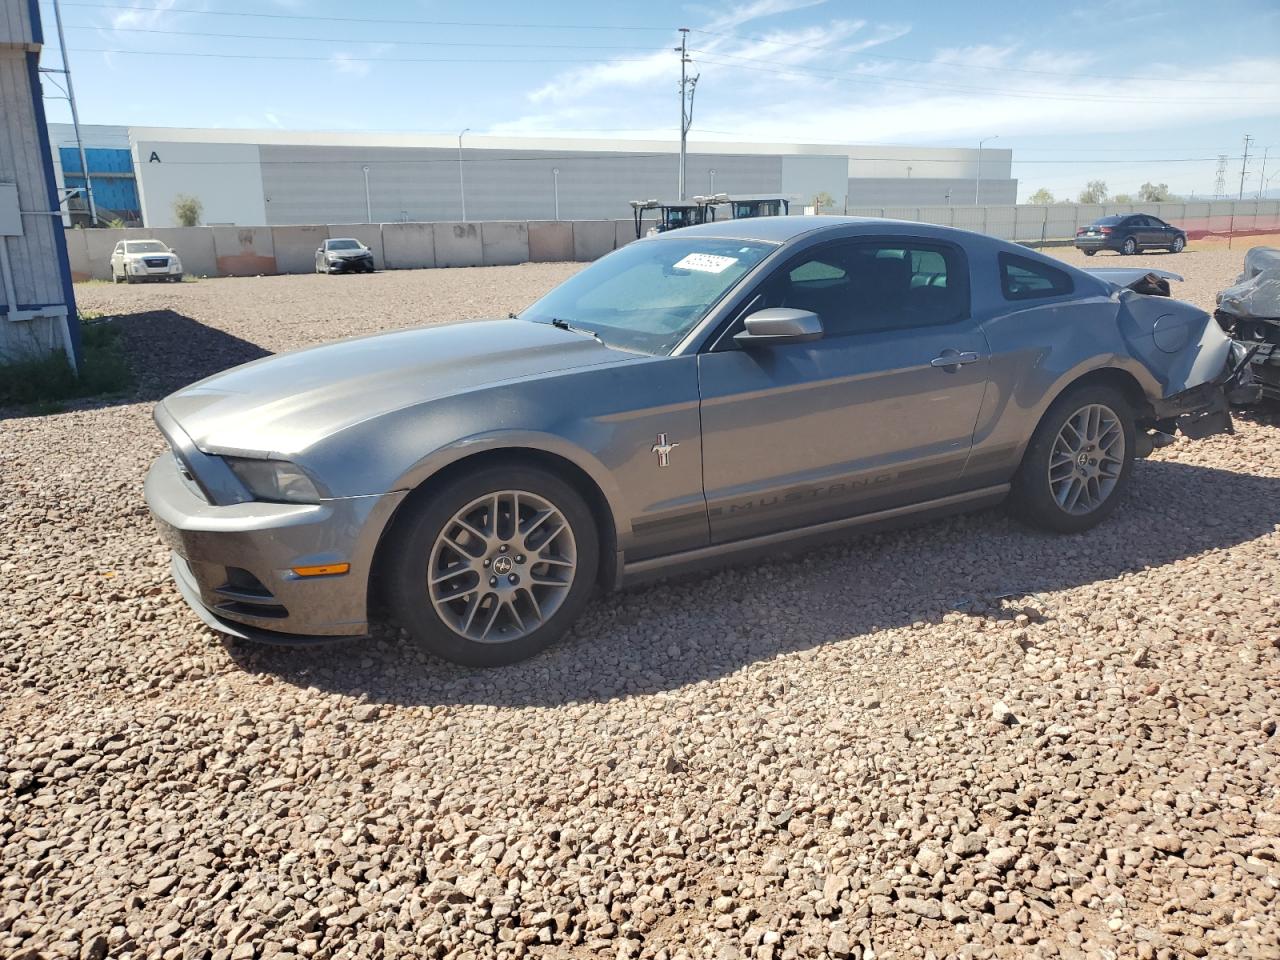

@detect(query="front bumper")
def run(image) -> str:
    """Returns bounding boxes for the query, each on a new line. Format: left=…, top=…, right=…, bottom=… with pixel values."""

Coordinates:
left=145, top=453, right=404, bottom=643
left=327, top=256, right=374, bottom=273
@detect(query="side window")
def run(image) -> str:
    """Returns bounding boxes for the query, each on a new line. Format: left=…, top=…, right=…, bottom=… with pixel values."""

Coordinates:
left=114, top=243, right=123, bottom=254
left=752, top=239, right=969, bottom=338
left=999, top=252, right=1074, bottom=301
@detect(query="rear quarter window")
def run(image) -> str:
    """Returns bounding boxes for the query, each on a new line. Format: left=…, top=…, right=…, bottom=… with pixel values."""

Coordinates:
left=998, top=252, right=1074, bottom=301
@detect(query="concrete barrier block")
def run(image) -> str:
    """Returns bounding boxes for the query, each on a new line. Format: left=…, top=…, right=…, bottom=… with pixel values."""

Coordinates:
left=328, top=223, right=385, bottom=270
left=433, top=222, right=483, bottom=268
left=65, top=229, right=91, bottom=282
left=527, top=221, right=573, bottom=262
left=212, top=226, right=277, bottom=276
left=271, top=224, right=329, bottom=275
left=382, top=222, right=435, bottom=270
left=615, top=219, right=643, bottom=248
left=480, top=221, right=530, bottom=266
left=573, top=220, right=615, bottom=261
left=147, top=227, right=217, bottom=278
left=82, top=228, right=132, bottom=280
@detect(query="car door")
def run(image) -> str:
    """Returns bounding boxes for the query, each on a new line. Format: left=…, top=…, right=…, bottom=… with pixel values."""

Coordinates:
left=697, top=237, right=990, bottom=544
left=1149, top=217, right=1173, bottom=245
left=111, top=242, right=123, bottom=275
left=1134, top=216, right=1160, bottom=247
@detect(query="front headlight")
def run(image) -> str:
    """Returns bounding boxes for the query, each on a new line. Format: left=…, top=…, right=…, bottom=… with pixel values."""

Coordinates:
left=224, top=458, right=321, bottom=503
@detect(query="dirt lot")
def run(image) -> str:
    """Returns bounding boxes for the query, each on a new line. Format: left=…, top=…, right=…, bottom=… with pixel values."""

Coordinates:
left=2, top=245, right=1278, bottom=960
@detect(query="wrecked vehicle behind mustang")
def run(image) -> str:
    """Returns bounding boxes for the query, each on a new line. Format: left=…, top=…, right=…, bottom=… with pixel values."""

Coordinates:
left=1215, top=246, right=1280, bottom=402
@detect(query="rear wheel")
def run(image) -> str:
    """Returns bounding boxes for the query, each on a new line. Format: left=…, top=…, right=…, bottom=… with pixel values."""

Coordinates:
left=1170, top=235, right=1185, bottom=253
left=1082, top=249, right=1096, bottom=257
left=387, top=465, right=600, bottom=666
left=1121, top=237, right=1138, bottom=256
left=1011, top=384, right=1135, bottom=533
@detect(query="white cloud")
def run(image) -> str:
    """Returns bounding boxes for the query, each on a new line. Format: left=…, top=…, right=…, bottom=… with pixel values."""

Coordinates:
left=330, top=53, right=371, bottom=77
left=108, top=0, right=181, bottom=30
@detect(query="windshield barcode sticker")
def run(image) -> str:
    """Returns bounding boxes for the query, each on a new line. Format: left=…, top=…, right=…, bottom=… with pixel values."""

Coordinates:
left=673, top=253, right=737, bottom=274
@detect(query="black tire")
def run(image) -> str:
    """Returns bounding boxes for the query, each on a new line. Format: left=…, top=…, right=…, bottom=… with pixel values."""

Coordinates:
left=387, top=464, right=600, bottom=666
left=1010, top=383, right=1136, bottom=534
left=1082, top=249, right=1096, bottom=257
left=1170, top=235, right=1185, bottom=253
left=1121, top=237, right=1137, bottom=256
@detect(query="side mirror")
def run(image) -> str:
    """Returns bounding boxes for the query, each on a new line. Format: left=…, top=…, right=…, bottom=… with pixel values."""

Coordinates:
left=734, top=308, right=823, bottom=346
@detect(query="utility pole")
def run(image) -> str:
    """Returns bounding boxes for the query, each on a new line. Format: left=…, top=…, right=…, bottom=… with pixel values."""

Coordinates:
left=1258, top=147, right=1270, bottom=201
left=975, top=135, right=997, bottom=205
left=47, top=0, right=97, bottom=225
left=675, top=28, right=698, bottom=201
left=1238, top=134, right=1252, bottom=200
left=457, top=128, right=469, bottom=221
left=1213, top=155, right=1227, bottom=199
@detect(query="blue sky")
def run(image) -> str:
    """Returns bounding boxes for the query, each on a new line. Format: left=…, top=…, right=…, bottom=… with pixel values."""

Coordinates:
left=39, top=0, right=1280, bottom=201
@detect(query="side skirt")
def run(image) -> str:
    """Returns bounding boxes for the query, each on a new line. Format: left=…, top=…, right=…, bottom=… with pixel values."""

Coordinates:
left=618, top=484, right=1010, bottom=588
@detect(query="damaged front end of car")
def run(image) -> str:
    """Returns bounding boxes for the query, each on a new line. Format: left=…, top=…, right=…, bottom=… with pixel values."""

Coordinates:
left=1213, top=247, right=1280, bottom=403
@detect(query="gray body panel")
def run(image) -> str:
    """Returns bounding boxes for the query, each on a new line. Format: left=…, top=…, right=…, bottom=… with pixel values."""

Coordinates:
left=145, top=217, right=1234, bottom=640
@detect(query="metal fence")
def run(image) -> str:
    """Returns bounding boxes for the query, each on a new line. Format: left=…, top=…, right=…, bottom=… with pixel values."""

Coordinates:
left=845, top=199, right=1280, bottom=243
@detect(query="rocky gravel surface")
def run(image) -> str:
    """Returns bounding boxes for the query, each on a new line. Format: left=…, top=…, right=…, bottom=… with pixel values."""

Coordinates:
left=2, top=249, right=1278, bottom=960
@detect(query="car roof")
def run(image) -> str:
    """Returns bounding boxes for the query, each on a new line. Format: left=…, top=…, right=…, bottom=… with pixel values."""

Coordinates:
left=649, top=215, right=978, bottom=244
left=327, top=237, right=361, bottom=242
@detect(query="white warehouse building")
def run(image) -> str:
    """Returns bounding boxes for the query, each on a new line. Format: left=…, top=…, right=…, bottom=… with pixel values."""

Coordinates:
left=49, top=124, right=1017, bottom=228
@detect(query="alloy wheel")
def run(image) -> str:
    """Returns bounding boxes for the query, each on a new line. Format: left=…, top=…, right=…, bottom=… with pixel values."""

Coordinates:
left=427, top=490, right=577, bottom=643
left=1047, top=403, right=1126, bottom=515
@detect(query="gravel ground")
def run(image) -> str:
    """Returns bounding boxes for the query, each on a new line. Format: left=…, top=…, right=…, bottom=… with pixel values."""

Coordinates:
left=2, top=245, right=1278, bottom=960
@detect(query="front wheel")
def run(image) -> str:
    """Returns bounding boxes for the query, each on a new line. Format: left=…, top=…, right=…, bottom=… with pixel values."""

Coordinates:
left=1170, top=236, right=1185, bottom=253
left=1010, top=384, right=1135, bottom=534
left=1121, top=238, right=1138, bottom=256
left=387, top=466, right=600, bottom=666
left=1082, top=249, right=1096, bottom=257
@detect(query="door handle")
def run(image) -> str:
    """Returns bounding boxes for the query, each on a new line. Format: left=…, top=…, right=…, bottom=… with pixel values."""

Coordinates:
left=931, top=351, right=980, bottom=368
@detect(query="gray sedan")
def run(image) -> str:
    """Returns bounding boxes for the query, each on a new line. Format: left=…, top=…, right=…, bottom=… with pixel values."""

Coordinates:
left=146, top=217, right=1241, bottom=665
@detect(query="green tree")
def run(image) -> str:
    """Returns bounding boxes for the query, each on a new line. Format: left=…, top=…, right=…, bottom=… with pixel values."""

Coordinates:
left=1028, top=188, right=1055, bottom=204
left=1078, top=180, right=1108, bottom=204
left=1138, top=181, right=1172, bottom=202
left=1113, top=193, right=1133, bottom=204
left=811, top=191, right=834, bottom=213
left=172, top=194, right=203, bottom=227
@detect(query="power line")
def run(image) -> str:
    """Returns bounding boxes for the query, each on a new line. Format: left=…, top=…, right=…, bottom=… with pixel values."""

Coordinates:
left=52, top=1, right=671, bottom=31
left=70, top=48, right=658, bottom=64
left=692, top=52, right=1279, bottom=104
left=61, top=23, right=669, bottom=51
left=689, top=27, right=1277, bottom=87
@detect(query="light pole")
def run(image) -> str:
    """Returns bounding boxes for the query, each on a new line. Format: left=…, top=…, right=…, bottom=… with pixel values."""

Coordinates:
left=709, top=168, right=716, bottom=194
left=362, top=165, right=371, bottom=223
left=975, top=135, right=998, bottom=205
left=552, top=168, right=560, bottom=220
left=457, top=128, right=469, bottom=221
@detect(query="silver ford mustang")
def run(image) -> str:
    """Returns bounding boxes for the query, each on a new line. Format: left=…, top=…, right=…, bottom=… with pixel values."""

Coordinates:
left=145, top=217, right=1243, bottom=666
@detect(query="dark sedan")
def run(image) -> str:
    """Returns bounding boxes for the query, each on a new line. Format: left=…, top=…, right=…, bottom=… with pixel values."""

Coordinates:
left=1075, top=215, right=1186, bottom=256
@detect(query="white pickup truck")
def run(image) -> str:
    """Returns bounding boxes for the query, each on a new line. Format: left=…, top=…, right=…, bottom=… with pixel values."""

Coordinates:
left=110, top=240, right=184, bottom=283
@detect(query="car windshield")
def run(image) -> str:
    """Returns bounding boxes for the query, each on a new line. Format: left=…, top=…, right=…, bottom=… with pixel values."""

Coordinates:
left=520, top=237, right=774, bottom=355
left=125, top=241, right=168, bottom=253
left=328, top=239, right=362, bottom=250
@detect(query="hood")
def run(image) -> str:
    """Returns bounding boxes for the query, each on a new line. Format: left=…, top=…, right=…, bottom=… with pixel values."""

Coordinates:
left=126, top=251, right=174, bottom=260
left=160, top=318, right=637, bottom=456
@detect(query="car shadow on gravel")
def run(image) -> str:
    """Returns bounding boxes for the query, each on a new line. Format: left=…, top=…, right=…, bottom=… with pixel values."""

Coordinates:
left=99, top=309, right=272, bottom=406
left=223, top=457, right=1280, bottom=708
